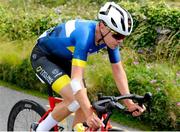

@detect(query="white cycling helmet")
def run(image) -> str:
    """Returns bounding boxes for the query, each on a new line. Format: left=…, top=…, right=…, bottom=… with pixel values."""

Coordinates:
left=98, top=2, right=133, bottom=36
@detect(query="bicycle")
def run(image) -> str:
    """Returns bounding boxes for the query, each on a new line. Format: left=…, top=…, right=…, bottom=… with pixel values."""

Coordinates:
left=7, top=86, right=152, bottom=131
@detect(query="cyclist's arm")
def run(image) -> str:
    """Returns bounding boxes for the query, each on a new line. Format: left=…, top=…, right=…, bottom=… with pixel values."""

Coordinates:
left=111, top=61, right=146, bottom=116
left=111, top=61, right=134, bottom=106
left=71, top=65, right=93, bottom=118
left=70, top=26, right=104, bottom=128
left=107, top=47, right=133, bottom=106
left=70, top=26, right=94, bottom=117
left=71, top=30, right=94, bottom=118
left=71, top=64, right=103, bottom=128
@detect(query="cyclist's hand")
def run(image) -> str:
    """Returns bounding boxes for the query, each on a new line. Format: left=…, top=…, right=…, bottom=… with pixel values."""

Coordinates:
left=127, top=102, right=146, bottom=116
left=86, top=112, right=104, bottom=130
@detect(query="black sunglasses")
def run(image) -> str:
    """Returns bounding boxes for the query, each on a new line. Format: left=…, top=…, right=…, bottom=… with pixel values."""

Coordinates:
left=106, top=26, right=125, bottom=40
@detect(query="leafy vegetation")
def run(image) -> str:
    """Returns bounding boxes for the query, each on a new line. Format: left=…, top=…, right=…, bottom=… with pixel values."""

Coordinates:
left=0, top=0, right=179, bottom=62
left=86, top=50, right=180, bottom=130
left=0, top=0, right=179, bottom=130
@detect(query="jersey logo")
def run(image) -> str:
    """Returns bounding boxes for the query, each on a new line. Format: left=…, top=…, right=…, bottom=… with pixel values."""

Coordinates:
left=67, top=46, right=75, bottom=53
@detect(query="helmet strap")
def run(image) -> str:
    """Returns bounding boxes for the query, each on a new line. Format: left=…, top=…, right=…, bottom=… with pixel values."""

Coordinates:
left=97, top=23, right=110, bottom=44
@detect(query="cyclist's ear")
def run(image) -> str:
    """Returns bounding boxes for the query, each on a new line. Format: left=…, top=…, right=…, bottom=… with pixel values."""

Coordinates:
left=99, top=21, right=106, bottom=28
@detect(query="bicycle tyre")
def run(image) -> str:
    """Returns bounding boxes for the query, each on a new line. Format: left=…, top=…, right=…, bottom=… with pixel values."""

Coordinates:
left=108, top=128, right=124, bottom=131
left=7, top=99, right=46, bottom=131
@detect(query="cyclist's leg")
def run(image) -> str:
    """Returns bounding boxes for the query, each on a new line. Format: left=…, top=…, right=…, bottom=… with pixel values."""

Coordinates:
left=36, top=85, right=74, bottom=131
left=49, top=56, right=84, bottom=122
left=51, top=84, right=74, bottom=120
left=35, top=86, right=74, bottom=131
left=31, top=45, right=75, bottom=130
left=50, top=57, right=88, bottom=129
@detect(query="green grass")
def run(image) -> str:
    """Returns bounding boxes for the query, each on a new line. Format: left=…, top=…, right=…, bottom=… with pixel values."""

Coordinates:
left=111, top=111, right=152, bottom=130
left=0, top=37, right=36, bottom=64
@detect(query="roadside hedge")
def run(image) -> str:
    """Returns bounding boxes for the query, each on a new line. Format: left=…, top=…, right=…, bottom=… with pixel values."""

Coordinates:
left=0, top=59, right=44, bottom=92
left=86, top=53, right=180, bottom=130
left=121, top=1, right=180, bottom=63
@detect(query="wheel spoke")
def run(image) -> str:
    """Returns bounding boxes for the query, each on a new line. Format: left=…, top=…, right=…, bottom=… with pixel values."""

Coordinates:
left=13, top=109, right=41, bottom=131
left=7, top=100, right=46, bottom=131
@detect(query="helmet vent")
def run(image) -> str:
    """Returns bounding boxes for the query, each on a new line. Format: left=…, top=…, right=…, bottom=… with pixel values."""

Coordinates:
left=121, top=18, right=125, bottom=31
left=100, top=5, right=111, bottom=16
left=99, top=11, right=106, bottom=15
left=117, top=9, right=124, bottom=18
left=111, top=18, right=117, bottom=28
left=128, top=18, right=131, bottom=32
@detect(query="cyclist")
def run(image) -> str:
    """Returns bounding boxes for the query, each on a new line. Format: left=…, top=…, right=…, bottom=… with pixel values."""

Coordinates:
left=30, top=2, right=146, bottom=131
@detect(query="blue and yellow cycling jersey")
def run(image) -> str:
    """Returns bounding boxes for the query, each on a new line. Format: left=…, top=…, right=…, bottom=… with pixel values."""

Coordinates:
left=37, top=19, right=121, bottom=68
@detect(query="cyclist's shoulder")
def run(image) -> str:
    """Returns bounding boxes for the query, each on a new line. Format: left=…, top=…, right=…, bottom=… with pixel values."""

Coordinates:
left=69, top=19, right=97, bottom=32
left=74, top=19, right=97, bottom=26
left=71, top=19, right=97, bottom=42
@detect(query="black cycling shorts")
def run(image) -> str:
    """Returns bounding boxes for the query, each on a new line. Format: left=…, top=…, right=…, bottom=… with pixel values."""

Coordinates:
left=30, top=44, right=72, bottom=93
left=30, top=44, right=87, bottom=94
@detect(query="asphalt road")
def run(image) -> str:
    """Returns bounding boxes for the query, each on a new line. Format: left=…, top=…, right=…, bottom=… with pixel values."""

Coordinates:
left=0, top=86, right=139, bottom=131
left=0, top=86, right=48, bottom=131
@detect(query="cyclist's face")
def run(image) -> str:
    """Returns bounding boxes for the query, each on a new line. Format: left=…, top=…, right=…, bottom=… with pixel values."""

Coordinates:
left=100, top=23, right=125, bottom=49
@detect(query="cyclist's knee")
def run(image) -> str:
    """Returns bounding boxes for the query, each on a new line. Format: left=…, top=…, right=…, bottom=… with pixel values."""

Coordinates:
left=52, top=76, right=84, bottom=96
left=51, top=76, right=81, bottom=113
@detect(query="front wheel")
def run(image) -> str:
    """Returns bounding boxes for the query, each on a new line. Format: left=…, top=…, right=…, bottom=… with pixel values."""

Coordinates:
left=7, top=99, right=46, bottom=131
